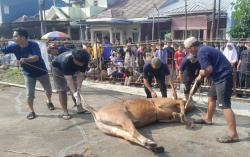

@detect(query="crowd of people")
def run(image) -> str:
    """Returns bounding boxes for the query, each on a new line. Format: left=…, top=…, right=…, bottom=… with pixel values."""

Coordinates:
left=46, top=36, right=250, bottom=97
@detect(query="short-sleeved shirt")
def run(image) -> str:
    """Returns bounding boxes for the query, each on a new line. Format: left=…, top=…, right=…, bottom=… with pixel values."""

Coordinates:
left=197, top=45, right=232, bottom=84
left=179, top=57, right=201, bottom=82
left=52, top=51, right=88, bottom=75
left=0, top=41, right=47, bottom=77
left=102, top=42, right=112, bottom=60
left=155, top=48, right=168, bottom=64
left=143, top=62, right=170, bottom=81
left=174, top=50, right=185, bottom=69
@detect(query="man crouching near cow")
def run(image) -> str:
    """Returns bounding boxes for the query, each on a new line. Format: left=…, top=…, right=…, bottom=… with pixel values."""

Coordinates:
left=184, top=37, right=239, bottom=143
left=51, top=48, right=90, bottom=120
left=143, top=57, right=177, bottom=99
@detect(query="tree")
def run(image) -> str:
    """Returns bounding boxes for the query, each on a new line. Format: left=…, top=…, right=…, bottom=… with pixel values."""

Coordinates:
left=229, top=0, right=250, bottom=38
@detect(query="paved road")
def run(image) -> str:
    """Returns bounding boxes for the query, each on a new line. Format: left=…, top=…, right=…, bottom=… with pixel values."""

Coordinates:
left=0, top=85, right=249, bottom=157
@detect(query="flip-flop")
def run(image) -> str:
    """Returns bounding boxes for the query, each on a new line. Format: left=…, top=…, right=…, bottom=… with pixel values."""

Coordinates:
left=194, top=119, right=212, bottom=125
left=58, top=114, right=71, bottom=120
left=76, top=105, right=90, bottom=114
left=46, top=102, right=55, bottom=110
left=216, top=136, right=240, bottom=143
left=27, top=112, right=36, bottom=120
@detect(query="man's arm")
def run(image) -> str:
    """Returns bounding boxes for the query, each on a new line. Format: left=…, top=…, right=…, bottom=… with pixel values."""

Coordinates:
left=143, top=78, right=157, bottom=98
left=143, top=78, right=153, bottom=93
left=76, top=72, right=85, bottom=91
left=165, top=75, right=177, bottom=99
left=197, top=65, right=213, bottom=80
left=64, top=75, right=77, bottom=94
left=19, top=55, right=39, bottom=64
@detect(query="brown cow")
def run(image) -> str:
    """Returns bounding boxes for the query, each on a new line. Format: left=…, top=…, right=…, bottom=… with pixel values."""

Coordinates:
left=83, top=98, right=194, bottom=153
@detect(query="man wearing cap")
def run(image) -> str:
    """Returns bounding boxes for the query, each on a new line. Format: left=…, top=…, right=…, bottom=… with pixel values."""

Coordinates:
left=51, top=49, right=90, bottom=120
left=0, top=28, right=54, bottom=120
left=143, top=57, right=177, bottom=99
left=184, top=37, right=239, bottom=143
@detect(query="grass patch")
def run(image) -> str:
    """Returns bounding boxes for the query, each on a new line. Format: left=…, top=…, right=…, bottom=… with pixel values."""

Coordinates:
left=0, top=67, right=24, bottom=85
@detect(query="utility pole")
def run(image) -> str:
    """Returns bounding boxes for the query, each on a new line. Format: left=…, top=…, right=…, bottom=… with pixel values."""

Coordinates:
left=43, top=0, right=47, bottom=33
left=39, top=0, right=45, bottom=36
left=216, top=0, right=221, bottom=40
left=185, top=0, right=188, bottom=39
left=210, top=0, right=216, bottom=41
left=152, top=14, right=155, bottom=41
left=153, top=4, right=160, bottom=41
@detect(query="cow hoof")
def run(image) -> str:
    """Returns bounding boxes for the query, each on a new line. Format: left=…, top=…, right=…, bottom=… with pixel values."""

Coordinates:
left=146, top=142, right=157, bottom=148
left=151, top=146, right=165, bottom=153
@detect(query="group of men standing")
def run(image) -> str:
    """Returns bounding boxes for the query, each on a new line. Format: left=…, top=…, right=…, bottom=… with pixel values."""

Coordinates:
left=0, top=28, right=90, bottom=120
left=142, top=37, right=239, bottom=143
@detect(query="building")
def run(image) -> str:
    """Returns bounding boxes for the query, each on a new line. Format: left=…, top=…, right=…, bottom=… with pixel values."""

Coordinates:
left=0, top=0, right=68, bottom=38
left=44, top=0, right=112, bottom=40
left=158, top=0, right=234, bottom=41
left=85, top=0, right=170, bottom=44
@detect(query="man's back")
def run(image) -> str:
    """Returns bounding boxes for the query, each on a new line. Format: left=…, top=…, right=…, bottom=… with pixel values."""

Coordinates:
left=198, top=45, right=232, bottom=84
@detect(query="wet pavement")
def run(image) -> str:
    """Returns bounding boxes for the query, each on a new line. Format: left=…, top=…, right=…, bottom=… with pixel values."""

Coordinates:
left=0, top=85, right=250, bottom=157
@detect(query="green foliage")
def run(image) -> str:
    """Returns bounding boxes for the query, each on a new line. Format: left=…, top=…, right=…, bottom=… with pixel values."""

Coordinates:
left=0, top=68, right=24, bottom=85
left=229, top=0, right=250, bottom=38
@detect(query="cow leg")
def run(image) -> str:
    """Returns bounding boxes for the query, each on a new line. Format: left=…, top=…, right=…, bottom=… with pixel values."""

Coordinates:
left=95, top=117, right=164, bottom=153
left=177, top=101, right=195, bottom=128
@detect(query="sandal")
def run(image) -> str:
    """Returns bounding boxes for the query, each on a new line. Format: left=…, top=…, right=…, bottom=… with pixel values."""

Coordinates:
left=46, top=102, right=55, bottom=110
left=194, top=119, right=212, bottom=125
left=27, top=112, right=36, bottom=120
left=58, top=113, right=71, bottom=120
left=76, top=105, right=90, bottom=114
left=216, top=136, right=240, bottom=143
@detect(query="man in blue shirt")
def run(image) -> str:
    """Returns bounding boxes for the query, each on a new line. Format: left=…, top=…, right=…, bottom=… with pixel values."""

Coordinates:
left=184, top=37, right=239, bottom=143
left=102, top=36, right=112, bottom=61
left=143, top=57, right=177, bottom=99
left=155, top=42, right=168, bottom=65
left=0, top=28, right=54, bottom=119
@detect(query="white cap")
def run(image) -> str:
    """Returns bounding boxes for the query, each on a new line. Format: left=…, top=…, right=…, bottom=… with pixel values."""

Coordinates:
left=184, top=37, right=198, bottom=48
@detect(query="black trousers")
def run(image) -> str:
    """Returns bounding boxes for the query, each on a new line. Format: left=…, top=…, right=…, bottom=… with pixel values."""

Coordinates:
left=144, top=77, right=167, bottom=98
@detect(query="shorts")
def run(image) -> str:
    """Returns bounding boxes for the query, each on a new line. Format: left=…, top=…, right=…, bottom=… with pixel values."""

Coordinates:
left=52, top=67, right=68, bottom=92
left=208, top=76, right=233, bottom=109
left=24, top=73, right=52, bottom=101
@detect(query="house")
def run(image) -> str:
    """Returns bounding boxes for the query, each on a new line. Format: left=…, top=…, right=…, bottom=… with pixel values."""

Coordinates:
left=43, top=0, right=111, bottom=40
left=158, top=0, right=234, bottom=41
left=85, top=0, right=170, bottom=44
left=0, top=0, right=67, bottom=24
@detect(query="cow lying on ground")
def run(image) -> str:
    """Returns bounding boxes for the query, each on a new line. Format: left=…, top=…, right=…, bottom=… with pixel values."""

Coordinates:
left=84, top=98, right=194, bottom=153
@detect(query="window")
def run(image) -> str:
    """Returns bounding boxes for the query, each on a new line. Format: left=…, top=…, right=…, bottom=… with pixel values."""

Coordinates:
left=3, top=5, right=9, bottom=15
left=132, top=32, right=139, bottom=43
left=94, top=0, right=98, bottom=6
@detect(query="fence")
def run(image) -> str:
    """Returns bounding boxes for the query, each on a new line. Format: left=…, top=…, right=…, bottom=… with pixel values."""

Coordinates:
left=1, top=39, right=250, bottom=97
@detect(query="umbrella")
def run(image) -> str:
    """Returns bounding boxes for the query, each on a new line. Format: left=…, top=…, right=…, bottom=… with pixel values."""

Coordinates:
left=41, top=31, right=70, bottom=40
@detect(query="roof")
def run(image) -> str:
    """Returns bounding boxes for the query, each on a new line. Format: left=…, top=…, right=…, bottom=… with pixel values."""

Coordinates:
left=158, top=0, right=234, bottom=17
left=46, top=6, right=70, bottom=21
left=14, top=14, right=40, bottom=22
left=89, top=0, right=167, bottom=19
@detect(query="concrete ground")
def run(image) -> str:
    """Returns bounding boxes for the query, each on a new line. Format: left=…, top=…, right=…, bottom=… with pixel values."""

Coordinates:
left=0, top=85, right=250, bottom=157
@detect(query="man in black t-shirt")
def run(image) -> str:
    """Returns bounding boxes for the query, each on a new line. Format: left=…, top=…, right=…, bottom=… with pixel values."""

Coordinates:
left=52, top=49, right=90, bottom=120
left=179, top=54, right=201, bottom=100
